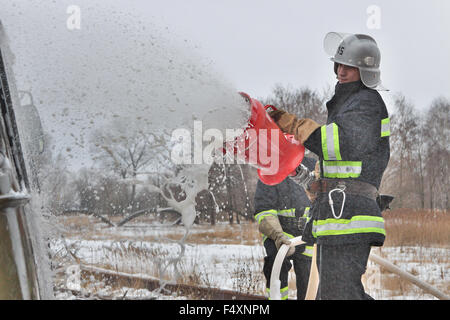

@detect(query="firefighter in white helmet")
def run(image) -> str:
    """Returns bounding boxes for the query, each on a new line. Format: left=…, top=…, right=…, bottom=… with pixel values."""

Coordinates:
left=269, top=32, right=391, bottom=299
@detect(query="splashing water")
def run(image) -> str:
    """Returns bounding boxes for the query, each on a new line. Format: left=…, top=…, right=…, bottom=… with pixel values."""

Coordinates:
left=1, top=1, right=249, bottom=158
left=0, top=0, right=250, bottom=297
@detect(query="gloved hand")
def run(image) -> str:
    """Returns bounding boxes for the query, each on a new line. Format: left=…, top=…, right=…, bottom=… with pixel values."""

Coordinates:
left=268, top=109, right=320, bottom=144
left=274, top=234, right=295, bottom=257
left=258, top=215, right=295, bottom=256
left=268, top=109, right=287, bottom=122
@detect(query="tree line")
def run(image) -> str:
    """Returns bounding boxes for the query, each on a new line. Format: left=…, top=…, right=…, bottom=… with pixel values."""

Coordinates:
left=382, top=94, right=449, bottom=210
left=32, top=84, right=449, bottom=227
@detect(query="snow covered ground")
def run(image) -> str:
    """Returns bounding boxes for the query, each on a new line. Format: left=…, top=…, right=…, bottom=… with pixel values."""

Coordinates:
left=50, top=218, right=449, bottom=300
left=368, top=246, right=449, bottom=300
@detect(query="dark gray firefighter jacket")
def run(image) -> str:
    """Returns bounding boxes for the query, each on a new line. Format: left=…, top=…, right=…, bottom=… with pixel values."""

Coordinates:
left=303, top=80, right=390, bottom=246
left=254, top=157, right=317, bottom=257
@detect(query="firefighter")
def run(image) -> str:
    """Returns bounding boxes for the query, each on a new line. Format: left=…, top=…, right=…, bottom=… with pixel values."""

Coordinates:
left=268, top=32, right=390, bottom=299
left=254, top=156, right=317, bottom=300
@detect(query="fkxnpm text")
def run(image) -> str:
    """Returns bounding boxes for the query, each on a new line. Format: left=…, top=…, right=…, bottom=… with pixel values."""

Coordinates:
left=178, top=303, right=270, bottom=317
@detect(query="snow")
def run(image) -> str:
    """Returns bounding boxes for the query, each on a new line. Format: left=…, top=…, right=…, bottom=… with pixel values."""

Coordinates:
left=50, top=237, right=265, bottom=293
left=48, top=222, right=449, bottom=300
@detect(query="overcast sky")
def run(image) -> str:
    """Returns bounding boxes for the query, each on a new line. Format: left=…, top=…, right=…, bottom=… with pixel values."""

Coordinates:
left=130, top=0, right=450, bottom=112
left=127, top=0, right=450, bottom=111
left=2, top=0, right=449, bottom=114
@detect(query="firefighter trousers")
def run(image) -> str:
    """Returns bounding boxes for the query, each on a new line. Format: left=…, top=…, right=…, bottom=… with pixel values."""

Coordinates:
left=316, top=243, right=373, bottom=300
left=263, top=239, right=311, bottom=300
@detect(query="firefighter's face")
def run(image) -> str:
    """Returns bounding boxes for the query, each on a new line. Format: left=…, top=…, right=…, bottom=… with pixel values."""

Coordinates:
left=337, top=64, right=361, bottom=84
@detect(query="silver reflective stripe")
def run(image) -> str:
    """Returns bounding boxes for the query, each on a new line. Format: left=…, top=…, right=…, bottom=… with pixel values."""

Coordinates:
left=278, top=208, right=295, bottom=218
left=303, top=207, right=311, bottom=223
left=280, top=286, right=289, bottom=300
left=255, top=209, right=277, bottom=224
left=381, top=118, right=390, bottom=137
left=302, top=207, right=310, bottom=217
left=262, top=231, right=293, bottom=242
left=312, top=215, right=385, bottom=237
left=302, top=245, right=313, bottom=257
left=322, top=160, right=362, bottom=178
left=321, top=123, right=342, bottom=161
left=283, top=232, right=294, bottom=238
left=266, top=287, right=289, bottom=300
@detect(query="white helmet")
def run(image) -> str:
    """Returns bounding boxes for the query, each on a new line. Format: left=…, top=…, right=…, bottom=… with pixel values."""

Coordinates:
left=324, top=32, right=388, bottom=91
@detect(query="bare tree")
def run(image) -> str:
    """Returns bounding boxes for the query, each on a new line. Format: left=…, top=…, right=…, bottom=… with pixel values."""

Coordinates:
left=261, top=84, right=327, bottom=123
left=382, top=94, right=449, bottom=210
left=423, top=97, right=449, bottom=209
left=388, top=94, right=421, bottom=207
left=39, top=153, right=76, bottom=214
left=90, top=120, right=169, bottom=213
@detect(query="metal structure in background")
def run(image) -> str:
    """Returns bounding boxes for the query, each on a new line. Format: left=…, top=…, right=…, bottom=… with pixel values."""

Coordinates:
left=0, top=21, right=41, bottom=300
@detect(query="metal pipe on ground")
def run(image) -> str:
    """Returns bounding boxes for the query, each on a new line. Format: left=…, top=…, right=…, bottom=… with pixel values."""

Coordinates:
left=271, top=237, right=449, bottom=300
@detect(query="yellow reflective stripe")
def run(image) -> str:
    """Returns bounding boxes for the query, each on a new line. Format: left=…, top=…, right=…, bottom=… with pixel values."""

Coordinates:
left=280, top=286, right=289, bottom=300
left=332, top=123, right=342, bottom=160
left=381, top=118, right=390, bottom=137
left=321, top=125, right=329, bottom=160
left=303, top=207, right=311, bottom=223
left=312, top=215, right=385, bottom=237
left=254, top=209, right=277, bottom=224
left=278, top=208, right=295, bottom=218
left=262, top=232, right=293, bottom=242
left=267, top=287, right=289, bottom=300
left=283, top=232, right=294, bottom=239
left=302, top=245, right=313, bottom=257
left=322, top=160, right=362, bottom=178
left=302, top=207, right=310, bottom=217
left=321, top=123, right=342, bottom=161
left=314, top=215, right=384, bottom=225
